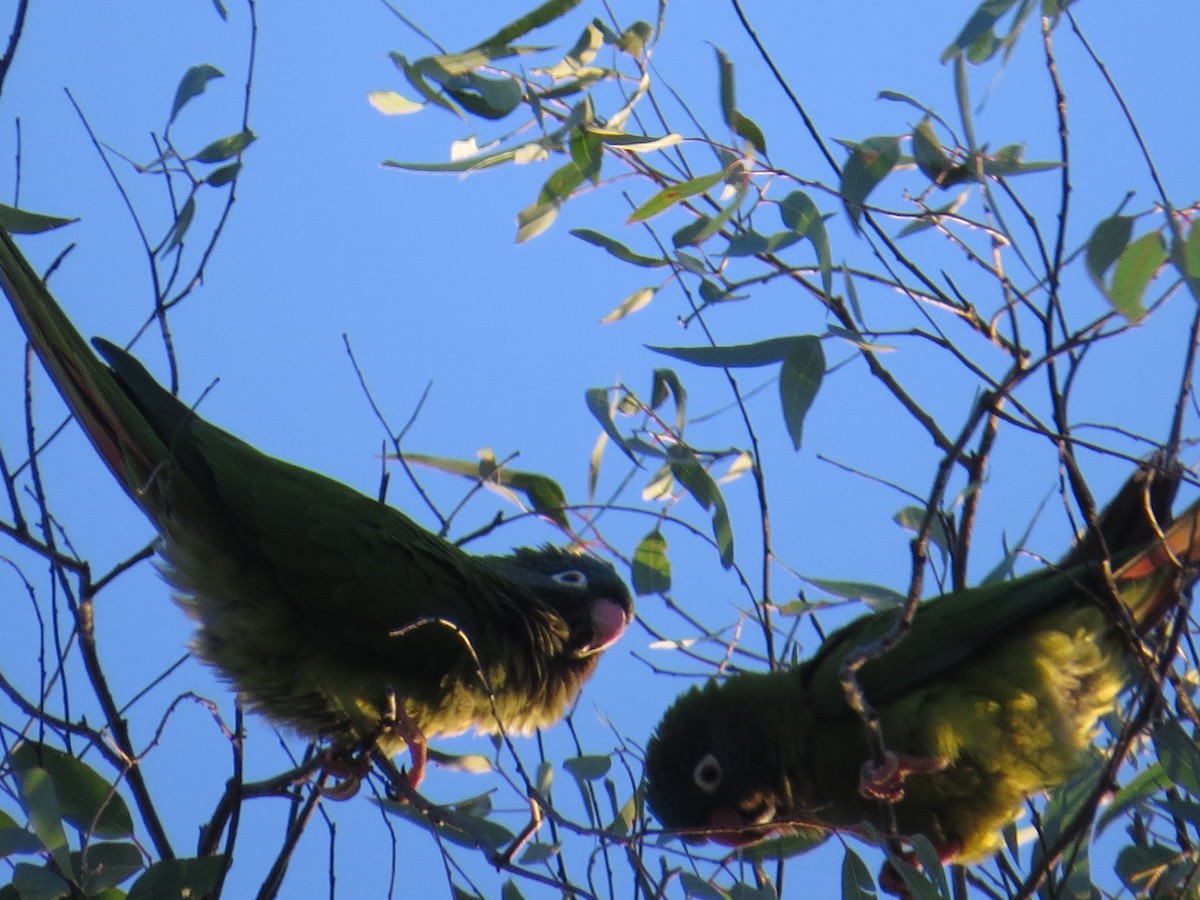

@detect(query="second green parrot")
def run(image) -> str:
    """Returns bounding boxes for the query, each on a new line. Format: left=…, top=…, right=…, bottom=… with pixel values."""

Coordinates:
left=0, top=230, right=633, bottom=789
left=644, top=462, right=1198, bottom=869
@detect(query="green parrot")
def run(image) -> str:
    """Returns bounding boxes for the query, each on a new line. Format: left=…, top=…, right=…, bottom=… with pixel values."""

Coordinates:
left=0, top=229, right=633, bottom=790
left=644, top=461, right=1199, bottom=873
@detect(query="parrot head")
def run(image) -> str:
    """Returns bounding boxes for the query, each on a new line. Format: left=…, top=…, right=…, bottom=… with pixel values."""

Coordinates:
left=497, top=546, right=634, bottom=658
left=644, top=674, right=798, bottom=846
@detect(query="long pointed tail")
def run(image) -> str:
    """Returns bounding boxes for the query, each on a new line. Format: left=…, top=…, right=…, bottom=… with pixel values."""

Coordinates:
left=0, top=229, right=165, bottom=504
left=1115, top=492, right=1200, bottom=630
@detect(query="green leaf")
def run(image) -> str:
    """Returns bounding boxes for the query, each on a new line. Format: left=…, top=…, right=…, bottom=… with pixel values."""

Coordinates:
left=732, top=111, right=767, bottom=155
left=827, top=324, right=895, bottom=353
left=16, top=769, right=72, bottom=879
left=841, top=848, right=878, bottom=899
left=169, top=64, right=224, bottom=123
left=204, top=162, right=241, bottom=187
left=627, top=169, right=729, bottom=224
left=1108, top=230, right=1165, bottom=321
left=584, top=387, right=638, bottom=465
left=585, top=128, right=682, bottom=153
left=570, top=229, right=666, bottom=268
left=10, top=863, right=70, bottom=900
left=649, top=335, right=811, bottom=368
left=1028, top=753, right=1104, bottom=893
left=426, top=748, right=493, bottom=774
left=534, top=760, right=554, bottom=794
left=608, top=792, right=637, bottom=836
left=614, top=20, right=653, bottom=56
left=446, top=72, right=523, bottom=120
left=0, top=203, right=79, bottom=234
left=192, top=129, right=255, bottom=163
left=911, top=119, right=955, bottom=184
left=472, top=0, right=583, bottom=48
left=893, top=506, right=952, bottom=558
left=0, top=823, right=45, bottom=857
left=880, top=846, right=944, bottom=900
left=517, top=158, right=587, bottom=241
left=679, top=872, right=730, bottom=900
left=668, top=446, right=733, bottom=567
left=562, top=755, right=611, bottom=781
left=651, top=367, right=687, bottom=432
left=517, top=841, right=560, bottom=865
left=163, top=196, right=196, bottom=253
left=1085, top=214, right=1134, bottom=290
left=840, top=135, right=901, bottom=233
left=803, top=577, right=905, bottom=610
left=1115, top=843, right=1178, bottom=896
left=382, top=800, right=515, bottom=850
left=723, top=228, right=801, bottom=257
left=1181, top=220, right=1200, bottom=278
left=779, top=336, right=824, bottom=450
left=668, top=447, right=718, bottom=511
left=715, top=46, right=735, bottom=126
left=128, top=856, right=226, bottom=900
left=600, top=286, right=658, bottom=323
left=74, top=841, right=143, bottom=893
left=897, top=191, right=968, bottom=238
left=878, top=90, right=953, bottom=133
left=10, top=743, right=134, bottom=840
left=541, top=21, right=603, bottom=77
left=1097, top=761, right=1172, bottom=833
left=778, top=190, right=832, bottom=296
left=1154, top=720, right=1200, bottom=797
left=1155, top=796, right=1200, bottom=830
left=384, top=144, right=522, bottom=173
left=401, top=453, right=569, bottom=528
left=941, top=0, right=1023, bottom=62
left=632, top=530, right=670, bottom=595
left=515, top=201, right=557, bottom=242
left=686, top=184, right=750, bottom=248
left=907, top=835, right=950, bottom=898
left=368, top=89, right=423, bottom=115
left=711, top=501, right=733, bottom=569
left=568, top=128, right=603, bottom=183
left=976, top=142, right=1060, bottom=179
left=737, top=828, right=829, bottom=863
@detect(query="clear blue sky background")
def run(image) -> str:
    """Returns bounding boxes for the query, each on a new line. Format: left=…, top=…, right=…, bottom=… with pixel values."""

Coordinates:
left=1, top=1, right=1197, bottom=897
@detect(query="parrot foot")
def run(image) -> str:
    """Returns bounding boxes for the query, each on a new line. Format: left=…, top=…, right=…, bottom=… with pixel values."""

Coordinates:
left=859, top=751, right=948, bottom=802
left=380, top=696, right=428, bottom=792
left=318, top=746, right=373, bottom=801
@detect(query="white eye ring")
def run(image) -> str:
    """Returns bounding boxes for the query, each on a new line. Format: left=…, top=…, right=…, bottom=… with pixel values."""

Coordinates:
left=693, top=753, right=722, bottom=794
left=552, top=569, right=588, bottom=588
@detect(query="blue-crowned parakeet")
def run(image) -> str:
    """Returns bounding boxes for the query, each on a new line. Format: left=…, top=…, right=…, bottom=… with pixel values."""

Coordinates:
left=644, top=462, right=1197, bottom=874
left=0, top=230, right=633, bottom=790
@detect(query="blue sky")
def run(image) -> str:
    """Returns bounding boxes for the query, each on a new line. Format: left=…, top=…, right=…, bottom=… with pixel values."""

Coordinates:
left=1, top=1, right=1197, bottom=897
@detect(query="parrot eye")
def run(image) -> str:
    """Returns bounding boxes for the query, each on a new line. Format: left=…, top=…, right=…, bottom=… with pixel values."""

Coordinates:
left=552, top=569, right=588, bottom=588
left=693, top=753, right=722, bottom=794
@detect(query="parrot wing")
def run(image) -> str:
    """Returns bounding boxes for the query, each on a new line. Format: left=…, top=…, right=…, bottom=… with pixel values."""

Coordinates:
left=804, top=493, right=1200, bottom=717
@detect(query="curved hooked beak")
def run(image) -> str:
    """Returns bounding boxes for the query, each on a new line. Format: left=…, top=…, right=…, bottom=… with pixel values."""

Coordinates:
left=579, top=596, right=633, bottom=656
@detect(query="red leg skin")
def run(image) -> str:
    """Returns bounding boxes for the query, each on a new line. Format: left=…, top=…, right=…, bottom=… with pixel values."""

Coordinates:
left=386, top=704, right=429, bottom=790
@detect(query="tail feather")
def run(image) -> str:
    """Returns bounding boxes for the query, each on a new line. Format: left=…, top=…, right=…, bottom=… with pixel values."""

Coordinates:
left=0, top=230, right=166, bottom=506
left=1116, top=495, right=1200, bottom=631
